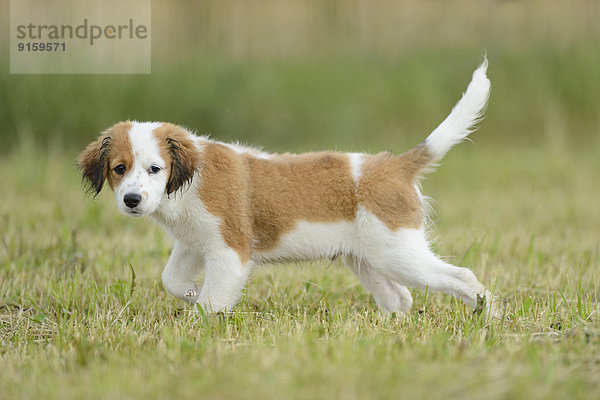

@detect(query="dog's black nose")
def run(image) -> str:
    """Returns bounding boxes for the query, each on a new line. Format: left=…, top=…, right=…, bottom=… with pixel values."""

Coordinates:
left=123, top=193, right=142, bottom=208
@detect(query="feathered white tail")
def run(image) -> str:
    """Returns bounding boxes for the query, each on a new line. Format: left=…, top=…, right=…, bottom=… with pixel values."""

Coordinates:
left=424, top=58, right=491, bottom=162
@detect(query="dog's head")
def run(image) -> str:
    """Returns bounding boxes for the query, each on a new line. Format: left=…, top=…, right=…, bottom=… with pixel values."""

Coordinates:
left=78, top=121, right=200, bottom=217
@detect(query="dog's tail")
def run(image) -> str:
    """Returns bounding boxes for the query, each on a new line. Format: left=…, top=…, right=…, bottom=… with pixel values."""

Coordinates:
left=401, top=58, right=491, bottom=174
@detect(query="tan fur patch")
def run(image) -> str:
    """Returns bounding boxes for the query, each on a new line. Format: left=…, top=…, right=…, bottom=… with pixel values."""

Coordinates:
left=78, top=121, right=133, bottom=194
left=153, top=123, right=180, bottom=185
left=153, top=123, right=202, bottom=195
left=197, top=143, right=254, bottom=262
left=246, top=152, right=358, bottom=250
left=105, top=122, right=134, bottom=189
left=357, top=144, right=432, bottom=230
left=196, top=144, right=358, bottom=261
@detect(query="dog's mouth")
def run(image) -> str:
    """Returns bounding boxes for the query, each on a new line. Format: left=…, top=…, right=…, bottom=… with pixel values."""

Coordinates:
left=127, top=209, right=142, bottom=216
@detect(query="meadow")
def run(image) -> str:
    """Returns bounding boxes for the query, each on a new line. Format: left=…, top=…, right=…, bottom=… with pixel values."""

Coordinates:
left=1, top=1, right=600, bottom=399
left=1, top=142, right=599, bottom=399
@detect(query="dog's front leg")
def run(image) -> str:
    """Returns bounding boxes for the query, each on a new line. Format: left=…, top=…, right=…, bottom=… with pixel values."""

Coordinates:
left=196, top=248, right=252, bottom=313
left=161, top=243, right=204, bottom=304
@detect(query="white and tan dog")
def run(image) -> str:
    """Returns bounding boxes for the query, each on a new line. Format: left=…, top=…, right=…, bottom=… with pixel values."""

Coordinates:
left=79, top=60, right=499, bottom=317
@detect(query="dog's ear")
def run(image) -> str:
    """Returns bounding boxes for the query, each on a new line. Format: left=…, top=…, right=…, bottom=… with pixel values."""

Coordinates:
left=160, top=126, right=201, bottom=196
left=78, top=133, right=111, bottom=196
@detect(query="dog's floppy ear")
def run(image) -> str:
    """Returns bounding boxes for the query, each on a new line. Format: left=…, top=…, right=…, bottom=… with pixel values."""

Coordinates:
left=78, top=133, right=111, bottom=196
left=158, top=125, right=201, bottom=196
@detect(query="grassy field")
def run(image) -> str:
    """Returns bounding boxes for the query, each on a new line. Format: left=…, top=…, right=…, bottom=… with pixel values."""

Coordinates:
left=1, top=142, right=599, bottom=399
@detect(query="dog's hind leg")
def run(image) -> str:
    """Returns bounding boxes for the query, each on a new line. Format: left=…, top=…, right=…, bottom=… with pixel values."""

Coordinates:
left=360, top=227, right=500, bottom=318
left=344, top=255, right=413, bottom=316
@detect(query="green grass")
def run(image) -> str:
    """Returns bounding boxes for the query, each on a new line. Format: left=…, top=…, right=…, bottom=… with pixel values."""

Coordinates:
left=1, top=142, right=599, bottom=399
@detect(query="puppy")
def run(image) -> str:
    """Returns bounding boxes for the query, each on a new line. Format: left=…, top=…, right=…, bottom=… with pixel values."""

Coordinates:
left=79, top=59, right=499, bottom=317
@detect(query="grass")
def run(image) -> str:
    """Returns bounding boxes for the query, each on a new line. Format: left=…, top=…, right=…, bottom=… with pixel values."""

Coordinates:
left=1, top=142, right=599, bottom=399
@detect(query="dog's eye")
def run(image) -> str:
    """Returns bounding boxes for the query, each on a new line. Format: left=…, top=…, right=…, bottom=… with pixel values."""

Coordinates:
left=148, top=165, right=161, bottom=174
left=114, top=164, right=126, bottom=175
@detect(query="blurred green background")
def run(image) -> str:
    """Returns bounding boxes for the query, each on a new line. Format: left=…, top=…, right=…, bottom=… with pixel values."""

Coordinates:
left=2, top=0, right=599, bottom=154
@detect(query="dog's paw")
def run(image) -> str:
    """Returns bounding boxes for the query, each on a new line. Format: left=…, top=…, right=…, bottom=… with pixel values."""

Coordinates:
left=474, top=293, right=506, bottom=320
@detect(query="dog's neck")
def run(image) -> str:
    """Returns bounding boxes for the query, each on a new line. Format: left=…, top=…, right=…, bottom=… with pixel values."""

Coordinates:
left=149, top=173, right=221, bottom=248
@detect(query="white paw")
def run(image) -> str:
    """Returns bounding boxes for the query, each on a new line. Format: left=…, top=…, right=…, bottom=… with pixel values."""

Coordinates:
left=185, top=288, right=197, bottom=298
left=475, top=292, right=504, bottom=319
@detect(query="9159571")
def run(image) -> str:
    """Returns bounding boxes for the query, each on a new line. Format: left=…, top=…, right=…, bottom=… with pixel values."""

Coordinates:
left=17, top=42, right=66, bottom=51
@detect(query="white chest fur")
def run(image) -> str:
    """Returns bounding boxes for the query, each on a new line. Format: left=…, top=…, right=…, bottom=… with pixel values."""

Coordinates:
left=150, top=178, right=225, bottom=253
